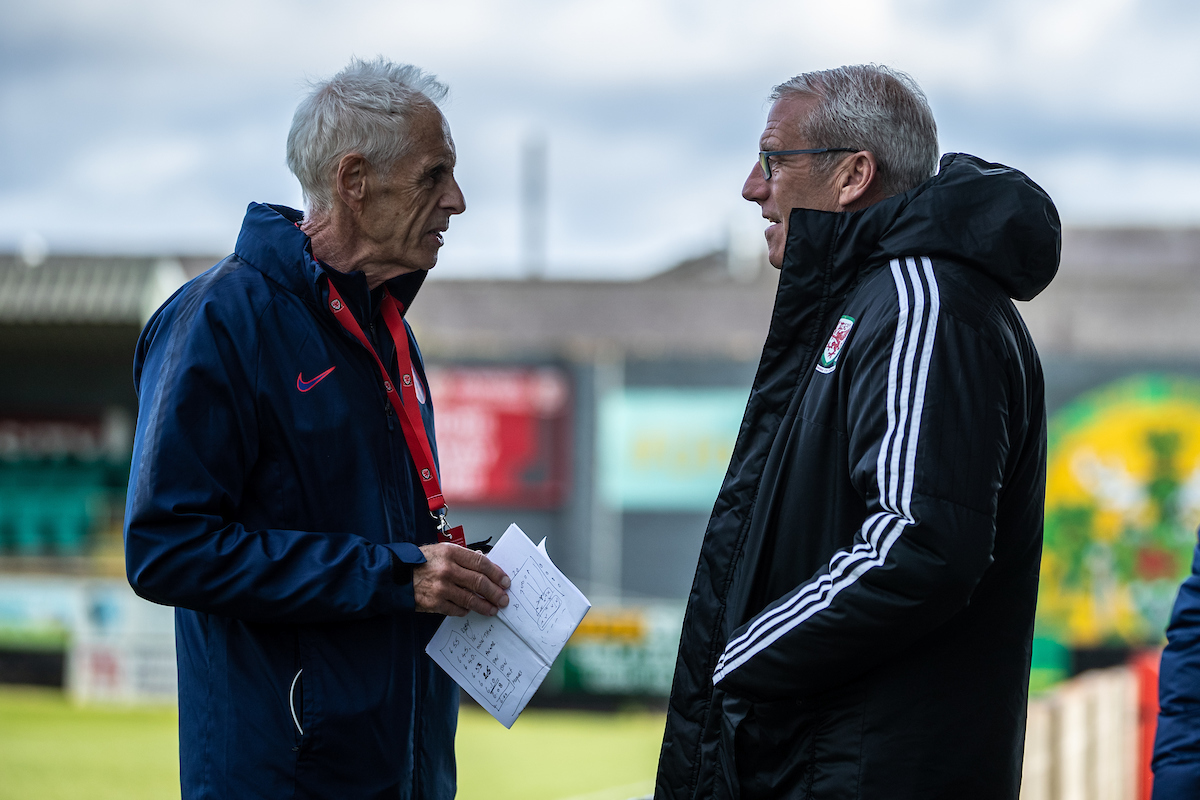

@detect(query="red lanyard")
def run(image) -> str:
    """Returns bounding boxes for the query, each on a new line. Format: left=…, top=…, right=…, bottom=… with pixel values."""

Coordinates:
left=324, top=279, right=464, bottom=547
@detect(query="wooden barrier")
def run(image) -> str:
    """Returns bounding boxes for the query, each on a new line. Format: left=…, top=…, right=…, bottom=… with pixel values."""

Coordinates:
left=1020, top=667, right=1139, bottom=800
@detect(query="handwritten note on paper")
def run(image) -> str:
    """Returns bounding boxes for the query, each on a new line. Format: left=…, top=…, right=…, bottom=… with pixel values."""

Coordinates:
left=437, top=616, right=541, bottom=719
left=425, top=524, right=591, bottom=728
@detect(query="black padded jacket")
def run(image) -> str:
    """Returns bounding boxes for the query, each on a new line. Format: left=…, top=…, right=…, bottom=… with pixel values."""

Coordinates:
left=654, top=153, right=1061, bottom=800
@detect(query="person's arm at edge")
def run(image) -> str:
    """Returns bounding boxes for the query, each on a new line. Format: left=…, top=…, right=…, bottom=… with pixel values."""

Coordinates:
left=1152, top=540, right=1200, bottom=800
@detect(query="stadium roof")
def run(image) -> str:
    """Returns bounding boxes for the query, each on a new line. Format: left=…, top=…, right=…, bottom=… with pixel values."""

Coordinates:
left=0, top=255, right=206, bottom=326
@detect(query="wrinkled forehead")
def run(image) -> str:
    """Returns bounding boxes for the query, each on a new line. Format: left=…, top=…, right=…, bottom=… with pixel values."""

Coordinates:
left=420, top=103, right=455, bottom=149
left=407, top=103, right=455, bottom=152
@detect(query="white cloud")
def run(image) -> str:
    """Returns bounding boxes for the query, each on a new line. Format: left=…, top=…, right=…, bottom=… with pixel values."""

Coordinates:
left=74, top=139, right=203, bottom=196
left=1, top=0, right=1197, bottom=272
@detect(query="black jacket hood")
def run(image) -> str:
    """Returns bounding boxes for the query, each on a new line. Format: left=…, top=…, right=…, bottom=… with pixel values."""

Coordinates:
left=786, top=152, right=1061, bottom=302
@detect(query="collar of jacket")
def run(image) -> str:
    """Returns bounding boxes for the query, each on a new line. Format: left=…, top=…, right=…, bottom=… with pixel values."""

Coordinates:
left=233, top=202, right=428, bottom=319
left=775, top=152, right=1061, bottom=331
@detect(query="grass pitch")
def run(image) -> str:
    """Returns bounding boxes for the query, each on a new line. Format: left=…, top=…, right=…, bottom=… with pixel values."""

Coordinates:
left=0, top=687, right=665, bottom=800
left=457, top=704, right=665, bottom=799
left=0, top=686, right=179, bottom=800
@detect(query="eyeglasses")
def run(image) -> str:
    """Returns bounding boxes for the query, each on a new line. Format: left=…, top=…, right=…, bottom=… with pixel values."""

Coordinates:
left=758, top=148, right=858, bottom=180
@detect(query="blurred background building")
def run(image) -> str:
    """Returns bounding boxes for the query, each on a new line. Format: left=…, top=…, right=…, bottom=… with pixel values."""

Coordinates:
left=4, top=226, right=1200, bottom=705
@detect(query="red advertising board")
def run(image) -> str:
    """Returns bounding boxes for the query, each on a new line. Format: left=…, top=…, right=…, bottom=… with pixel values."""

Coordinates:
left=427, top=367, right=571, bottom=508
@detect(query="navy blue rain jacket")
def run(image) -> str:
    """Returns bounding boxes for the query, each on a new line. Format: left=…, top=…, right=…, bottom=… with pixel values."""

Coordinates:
left=124, top=203, right=457, bottom=800
left=1154, top=537, right=1200, bottom=799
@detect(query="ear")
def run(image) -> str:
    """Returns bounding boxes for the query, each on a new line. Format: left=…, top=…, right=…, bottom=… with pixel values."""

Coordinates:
left=334, top=153, right=370, bottom=213
left=835, top=151, right=879, bottom=210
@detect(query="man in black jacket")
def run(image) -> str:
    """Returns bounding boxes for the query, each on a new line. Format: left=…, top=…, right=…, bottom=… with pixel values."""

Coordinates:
left=655, top=65, right=1060, bottom=799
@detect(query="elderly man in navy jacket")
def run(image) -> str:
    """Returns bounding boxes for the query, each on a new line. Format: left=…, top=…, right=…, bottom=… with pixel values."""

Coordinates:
left=124, top=57, right=509, bottom=800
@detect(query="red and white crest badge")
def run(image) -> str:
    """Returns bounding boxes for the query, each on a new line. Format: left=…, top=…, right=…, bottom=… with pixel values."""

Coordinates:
left=816, top=315, right=855, bottom=374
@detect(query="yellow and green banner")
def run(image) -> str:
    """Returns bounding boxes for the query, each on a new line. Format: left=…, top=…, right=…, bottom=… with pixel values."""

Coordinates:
left=1039, top=374, right=1200, bottom=647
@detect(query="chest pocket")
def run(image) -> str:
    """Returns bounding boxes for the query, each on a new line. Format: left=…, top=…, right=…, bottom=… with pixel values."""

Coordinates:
left=279, top=337, right=374, bottom=444
left=251, top=332, right=390, bottom=525
left=799, top=343, right=854, bottom=433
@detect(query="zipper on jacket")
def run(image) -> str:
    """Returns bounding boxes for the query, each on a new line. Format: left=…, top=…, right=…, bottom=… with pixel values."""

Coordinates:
left=289, top=668, right=304, bottom=739
left=368, top=320, right=400, bottom=430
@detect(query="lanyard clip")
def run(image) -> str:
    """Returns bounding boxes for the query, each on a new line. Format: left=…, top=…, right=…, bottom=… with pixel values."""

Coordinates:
left=433, top=506, right=466, bottom=547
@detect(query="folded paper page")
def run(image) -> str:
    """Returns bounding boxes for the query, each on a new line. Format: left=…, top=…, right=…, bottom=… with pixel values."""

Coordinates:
left=425, top=523, right=591, bottom=727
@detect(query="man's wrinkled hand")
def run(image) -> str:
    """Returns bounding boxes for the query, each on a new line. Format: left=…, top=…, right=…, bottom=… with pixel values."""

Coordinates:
left=414, top=543, right=511, bottom=616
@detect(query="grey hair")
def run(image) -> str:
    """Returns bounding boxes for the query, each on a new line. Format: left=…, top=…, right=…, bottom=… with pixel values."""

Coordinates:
left=771, top=64, right=938, bottom=198
left=286, top=57, right=448, bottom=215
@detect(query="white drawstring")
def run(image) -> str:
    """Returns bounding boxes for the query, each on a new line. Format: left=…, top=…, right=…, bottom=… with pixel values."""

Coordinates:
left=289, top=669, right=304, bottom=736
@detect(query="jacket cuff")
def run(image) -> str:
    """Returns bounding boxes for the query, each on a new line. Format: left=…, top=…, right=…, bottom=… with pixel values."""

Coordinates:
left=383, top=543, right=427, bottom=611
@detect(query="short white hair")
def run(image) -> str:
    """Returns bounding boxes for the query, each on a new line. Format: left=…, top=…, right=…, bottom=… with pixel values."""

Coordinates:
left=772, top=64, right=939, bottom=197
left=286, top=57, right=448, bottom=215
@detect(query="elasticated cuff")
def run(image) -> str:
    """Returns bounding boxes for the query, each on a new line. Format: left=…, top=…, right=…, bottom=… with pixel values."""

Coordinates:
left=383, top=542, right=427, bottom=610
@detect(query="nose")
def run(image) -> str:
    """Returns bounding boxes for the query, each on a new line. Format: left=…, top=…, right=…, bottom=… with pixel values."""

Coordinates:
left=442, top=174, right=466, bottom=215
left=742, top=161, right=768, bottom=203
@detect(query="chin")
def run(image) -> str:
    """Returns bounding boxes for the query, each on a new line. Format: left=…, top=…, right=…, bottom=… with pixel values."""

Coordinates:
left=396, top=253, right=438, bottom=274
left=764, top=229, right=785, bottom=269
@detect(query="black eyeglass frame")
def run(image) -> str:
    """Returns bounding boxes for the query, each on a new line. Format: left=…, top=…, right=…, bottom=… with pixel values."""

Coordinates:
left=758, top=148, right=859, bottom=180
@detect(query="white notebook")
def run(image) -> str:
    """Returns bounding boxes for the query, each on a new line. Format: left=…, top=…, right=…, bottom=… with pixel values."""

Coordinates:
left=425, top=523, right=591, bottom=727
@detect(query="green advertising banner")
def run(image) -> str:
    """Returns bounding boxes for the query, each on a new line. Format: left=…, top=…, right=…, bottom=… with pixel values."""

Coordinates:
left=549, top=604, right=685, bottom=696
left=598, top=388, right=746, bottom=510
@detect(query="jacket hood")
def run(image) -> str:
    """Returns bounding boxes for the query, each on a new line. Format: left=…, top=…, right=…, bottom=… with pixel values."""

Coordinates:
left=234, top=202, right=428, bottom=313
left=787, top=153, right=1061, bottom=302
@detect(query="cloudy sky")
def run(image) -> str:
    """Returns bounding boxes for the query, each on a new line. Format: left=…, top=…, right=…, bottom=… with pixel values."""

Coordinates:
left=1, top=0, right=1198, bottom=279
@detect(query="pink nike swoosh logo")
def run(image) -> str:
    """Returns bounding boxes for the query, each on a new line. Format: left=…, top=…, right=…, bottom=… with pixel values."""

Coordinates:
left=297, top=366, right=336, bottom=392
